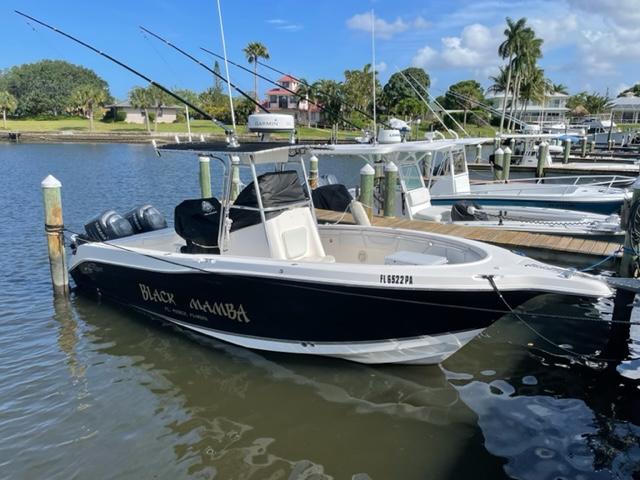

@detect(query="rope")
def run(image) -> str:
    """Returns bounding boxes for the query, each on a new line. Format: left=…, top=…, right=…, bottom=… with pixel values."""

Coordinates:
left=579, top=247, right=623, bottom=272
left=483, top=275, right=636, bottom=365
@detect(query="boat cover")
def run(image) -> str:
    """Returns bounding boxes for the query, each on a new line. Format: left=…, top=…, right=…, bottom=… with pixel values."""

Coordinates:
left=312, top=184, right=352, bottom=213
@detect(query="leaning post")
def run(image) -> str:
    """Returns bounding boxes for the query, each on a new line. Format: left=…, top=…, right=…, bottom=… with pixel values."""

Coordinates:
left=536, top=141, right=549, bottom=178
left=581, top=137, right=588, bottom=157
left=619, top=178, right=640, bottom=278
left=493, top=147, right=504, bottom=181
left=562, top=138, right=571, bottom=164
left=309, top=154, right=319, bottom=189
left=41, top=175, right=69, bottom=297
left=502, top=146, right=512, bottom=182
left=230, top=155, right=241, bottom=201
left=359, top=163, right=375, bottom=220
left=383, top=161, right=398, bottom=218
left=198, top=155, right=212, bottom=198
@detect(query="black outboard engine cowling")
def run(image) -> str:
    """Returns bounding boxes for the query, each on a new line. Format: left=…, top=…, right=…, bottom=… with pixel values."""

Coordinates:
left=84, top=210, right=135, bottom=241
left=124, top=204, right=167, bottom=233
left=451, top=201, right=488, bottom=221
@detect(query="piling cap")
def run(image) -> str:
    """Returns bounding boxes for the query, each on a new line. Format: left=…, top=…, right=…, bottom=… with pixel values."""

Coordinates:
left=503, top=146, right=512, bottom=154
left=495, top=147, right=504, bottom=155
left=384, top=161, right=398, bottom=172
left=360, top=163, right=375, bottom=175
left=198, top=155, right=210, bottom=163
left=41, top=174, right=61, bottom=189
left=309, top=154, right=319, bottom=163
left=231, top=155, right=240, bottom=164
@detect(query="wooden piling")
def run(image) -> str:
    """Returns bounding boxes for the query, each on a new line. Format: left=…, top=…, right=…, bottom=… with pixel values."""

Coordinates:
left=581, top=137, right=588, bottom=157
left=493, top=147, right=504, bottom=181
left=608, top=139, right=614, bottom=151
left=230, top=155, right=241, bottom=201
left=359, top=163, right=375, bottom=220
left=42, top=175, right=69, bottom=297
left=475, top=144, right=482, bottom=164
left=562, top=138, right=571, bottom=164
left=536, top=141, right=548, bottom=178
left=590, top=140, right=596, bottom=153
left=619, top=178, right=640, bottom=278
left=198, top=155, right=212, bottom=198
left=502, top=146, right=512, bottom=182
left=493, top=137, right=500, bottom=154
left=309, top=154, right=319, bottom=189
left=383, top=161, right=398, bottom=218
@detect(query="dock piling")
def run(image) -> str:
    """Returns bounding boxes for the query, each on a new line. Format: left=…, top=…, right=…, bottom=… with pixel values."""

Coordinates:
left=475, top=144, right=482, bottom=164
left=562, top=139, right=571, bottom=164
left=536, top=141, right=548, bottom=178
left=383, top=161, right=398, bottom=218
left=493, top=147, right=504, bottom=181
left=359, top=163, right=375, bottom=220
left=502, top=146, right=512, bottom=182
left=41, top=175, right=69, bottom=297
left=590, top=140, right=596, bottom=153
left=581, top=137, right=588, bottom=157
left=309, top=154, right=319, bottom=189
left=608, top=139, right=614, bottom=151
left=619, top=178, right=640, bottom=278
left=198, top=155, right=212, bottom=198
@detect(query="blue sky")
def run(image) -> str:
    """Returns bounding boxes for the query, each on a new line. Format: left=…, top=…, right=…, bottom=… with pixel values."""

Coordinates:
left=1, top=0, right=639, bottom=100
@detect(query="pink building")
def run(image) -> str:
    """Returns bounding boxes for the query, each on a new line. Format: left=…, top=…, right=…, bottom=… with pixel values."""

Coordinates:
left=264, top=75, right=321, bottom=126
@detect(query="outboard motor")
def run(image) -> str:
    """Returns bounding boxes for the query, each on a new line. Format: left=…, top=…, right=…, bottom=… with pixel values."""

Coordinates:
left=451, top=201, right=488, bottom=221
left=84, top=210, right=134, bottom=241
left=124, top=204, right=167, bottom=233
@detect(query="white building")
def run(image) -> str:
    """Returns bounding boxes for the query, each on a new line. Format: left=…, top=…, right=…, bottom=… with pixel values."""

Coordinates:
left=611, top=93, right=640, bottom=124
left=486, top=92, right=570, bottom=125
left=105, top=101, right=183, bottom=124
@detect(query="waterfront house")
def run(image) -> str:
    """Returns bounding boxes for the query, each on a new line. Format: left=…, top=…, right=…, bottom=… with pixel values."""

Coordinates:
left=264, top=75, right=321, bottom=126
left=486, top=92, right=570, bottom=125
left=611, top=93, right=640, bottom=124
left=105, top=101, right=183, bottom=124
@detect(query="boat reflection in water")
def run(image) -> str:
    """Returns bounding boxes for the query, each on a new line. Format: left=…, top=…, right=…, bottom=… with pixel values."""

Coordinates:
left=65, top=288, right=640, bottom=479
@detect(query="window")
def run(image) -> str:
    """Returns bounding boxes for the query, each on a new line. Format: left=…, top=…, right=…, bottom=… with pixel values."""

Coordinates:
left=270, top=95, right=277, bottom=103
left=451, top=149, right=466, bottom=174
left=400, top=164, right=424, bottom=191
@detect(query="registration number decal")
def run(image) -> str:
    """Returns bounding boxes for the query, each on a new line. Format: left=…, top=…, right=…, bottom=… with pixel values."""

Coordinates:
left=380, top=274, right=413, bottom=285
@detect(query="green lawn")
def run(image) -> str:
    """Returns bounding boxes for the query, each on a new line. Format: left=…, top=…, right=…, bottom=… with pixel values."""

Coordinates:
left=0, top=118, right=361, bottom=141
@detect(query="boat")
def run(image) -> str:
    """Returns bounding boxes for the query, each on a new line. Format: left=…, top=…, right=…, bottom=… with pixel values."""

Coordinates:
left=422, top=140, right=632, bottom=215
left=312, top=141, right=624, bottom=240
left=68, top=141, right=612, bottom=365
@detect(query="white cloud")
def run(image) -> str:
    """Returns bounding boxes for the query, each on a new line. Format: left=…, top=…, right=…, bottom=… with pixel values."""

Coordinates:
left=565, top=0, right=640, bottom=31
left=375, top=61, right=387, bottom=73
left=412, top=45, right=437, bottom=67
left=346, top=13, right=429, bottom=39
left=266, top=18, right=303, bottom=32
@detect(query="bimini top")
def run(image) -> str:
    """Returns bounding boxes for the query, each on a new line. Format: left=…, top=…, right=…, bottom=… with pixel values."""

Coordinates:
left=158, top=141, right=320, bottom=164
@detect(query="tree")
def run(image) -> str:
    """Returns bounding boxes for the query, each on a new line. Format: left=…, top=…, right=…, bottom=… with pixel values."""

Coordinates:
left=343, top=64, right=381, bottom=124
left=312, top=79, right=344, bottom=128
left=488, top=66, right=511, bottom=96
left=243, top=42, right=270, bottom=111
left=382, top=67, right=430, bottom=114
left=69, top=84, right=108, bottom=131
left=129, top=86, right=153, bottom=133
left=567, top=91, right=612, bottom=115
left=443, top=80, right=485, bottom=127
left=0, top=91, right=17, bottom=129
left=147, top=86, right=171, bottom=132
left=497, top=17, right=528, bottom=132
left=619, top=84, right=640, bottom=97
left=551, top=83, right=569, bottom=95
left=0, top=60, right=111, bottom=117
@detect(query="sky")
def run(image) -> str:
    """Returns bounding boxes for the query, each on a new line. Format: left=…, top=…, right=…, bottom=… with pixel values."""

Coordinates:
left=1, top=0, right=639, bottom=100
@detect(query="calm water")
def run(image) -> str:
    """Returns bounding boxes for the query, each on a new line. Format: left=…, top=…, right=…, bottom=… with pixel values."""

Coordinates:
left=1, top=143, right=640, bottom=479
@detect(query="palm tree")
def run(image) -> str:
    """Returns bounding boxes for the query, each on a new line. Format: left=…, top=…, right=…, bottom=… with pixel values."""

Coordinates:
left=498, top=17, right=527, bottom=133
left=147, top=86, right=170, bottom=132
left=243, top=42, right=270, bottom=111
left=295, top=78, right=315, bottom=127
left=551, top=83, right=569, bottom=95
left=70, top=85, right=107, bottom=132
left=129, top=86, right=152, bottom=133
left=0, top=91, right=17, bottom=129
left=488, top=66, right=510, bottom=95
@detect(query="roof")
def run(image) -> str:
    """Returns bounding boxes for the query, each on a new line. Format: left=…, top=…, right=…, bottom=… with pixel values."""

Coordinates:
left=105, top=100, right=183, bottom=109
left=158, top=141, right=321, bottom=164
left=266, top=88, right=295, bottom=95
left=278, top=75, right=297, bottom=83
left=611, top=96, right=640, bottom=110
left=486, top=92, right=569, bottom=99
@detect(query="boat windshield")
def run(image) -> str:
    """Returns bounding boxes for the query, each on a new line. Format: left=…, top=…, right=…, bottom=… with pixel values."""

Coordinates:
left=400, top=164, right=424, bottom=191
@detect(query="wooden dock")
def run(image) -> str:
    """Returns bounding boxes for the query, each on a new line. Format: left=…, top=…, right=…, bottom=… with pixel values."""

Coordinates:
left=315, top=209, right=621, bottom=267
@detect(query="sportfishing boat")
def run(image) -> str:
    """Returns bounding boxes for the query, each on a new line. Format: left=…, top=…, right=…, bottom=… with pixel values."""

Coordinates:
left=312, top=141, right=624, bottom=240
left=69, top=142, right=612, bottom=365
left=422, top=140, right=632, bottom=215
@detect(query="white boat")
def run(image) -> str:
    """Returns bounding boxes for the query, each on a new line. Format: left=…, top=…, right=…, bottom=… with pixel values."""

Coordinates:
left=69, top=141, right=612, bottom=365
left=312, top=141, right=624, bottom=240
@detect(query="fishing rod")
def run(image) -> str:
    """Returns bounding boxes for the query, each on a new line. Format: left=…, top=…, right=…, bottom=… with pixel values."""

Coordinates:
left=437, top=89, right=496, bottom=132
left=405, top=73, right=469, bottom=137
left=199, top=47, right=362, bottom=131
left=254, top=58, right=392, bottom=129
left=139, top=26, right=268, bottom=114
left=15, top=10, right=235, bottom=138
left=441, top=87, right=526, bottom=130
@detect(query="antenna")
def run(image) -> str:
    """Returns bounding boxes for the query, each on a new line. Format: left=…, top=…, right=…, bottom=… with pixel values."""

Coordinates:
left=215, top=0, right=237, bottom=141
left=371, top=10, right=377, bottom=143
